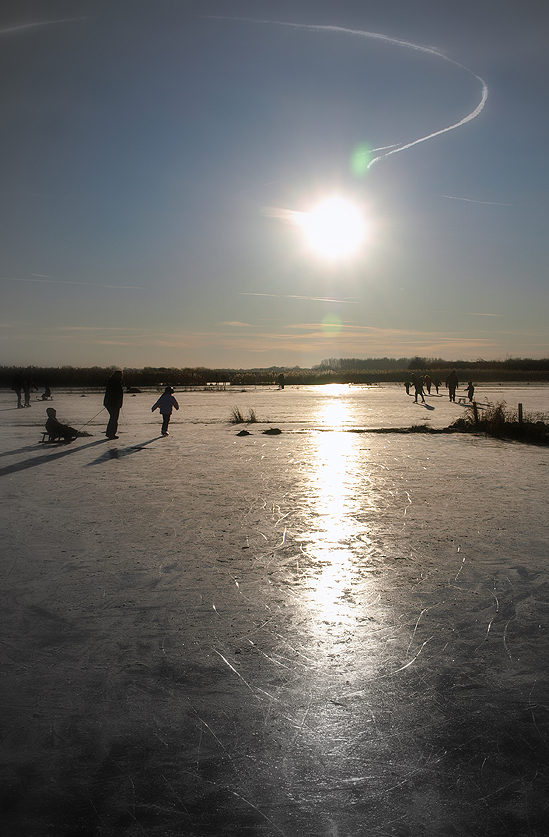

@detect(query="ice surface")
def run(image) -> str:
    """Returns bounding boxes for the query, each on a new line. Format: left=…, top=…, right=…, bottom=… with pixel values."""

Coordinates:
left=1, top=383, right=549, bottom=835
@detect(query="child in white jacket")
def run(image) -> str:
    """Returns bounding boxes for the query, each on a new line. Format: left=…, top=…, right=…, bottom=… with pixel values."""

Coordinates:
left=152, top=386, right=179, bottom=436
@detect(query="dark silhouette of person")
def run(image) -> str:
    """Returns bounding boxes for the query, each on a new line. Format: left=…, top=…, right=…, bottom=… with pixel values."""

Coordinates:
left=433, top=377, right=441, bottom=395
left=23, top=375, right=37, bottom=407
left=41, top=385, right=52, bottom=400
left=446, top=370, right=458, bottom=402
left=404, top=379, right=411, bottom=395
left=45, top=408, right=78, bottom=442
left=411, top=373, right=425, bottom=403
left=11, top=372, right=24, bottom=408
left=467, top=381, right=475, bottom=401
left=278, top=373, right=285, bottom=390
left=104, top=370, right=123, bottom=439
left=423, top=374, right=432, bottom=395
left=151, top=386, right=179, bottom=436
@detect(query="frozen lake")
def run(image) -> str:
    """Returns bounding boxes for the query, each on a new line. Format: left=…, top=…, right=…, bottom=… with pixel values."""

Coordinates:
left=1, top=382, right=549, bottom=835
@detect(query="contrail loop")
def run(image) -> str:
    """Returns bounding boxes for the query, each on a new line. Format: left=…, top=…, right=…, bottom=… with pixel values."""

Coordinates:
left=207, top=16, right=488, bottom=168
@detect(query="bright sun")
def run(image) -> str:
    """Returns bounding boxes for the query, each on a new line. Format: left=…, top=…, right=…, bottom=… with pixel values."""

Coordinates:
left=301, top=196, right=366, bottom=258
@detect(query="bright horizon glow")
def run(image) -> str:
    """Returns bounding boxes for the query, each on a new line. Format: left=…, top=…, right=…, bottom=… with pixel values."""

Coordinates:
left=301, top=197, right=366, bottom=258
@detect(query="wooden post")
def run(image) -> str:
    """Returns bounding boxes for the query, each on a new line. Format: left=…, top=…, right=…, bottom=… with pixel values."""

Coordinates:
left=518, top=403, right=523, bottom=424
left=473, top=401, right=479, bottom=427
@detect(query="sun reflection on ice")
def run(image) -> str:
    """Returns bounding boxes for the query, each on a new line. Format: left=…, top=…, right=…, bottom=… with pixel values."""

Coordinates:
left=298, top=397, right=365, bottom=626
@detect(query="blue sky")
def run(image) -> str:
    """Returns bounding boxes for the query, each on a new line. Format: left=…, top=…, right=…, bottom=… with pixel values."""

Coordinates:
left=1, top=0, right=548, bottom=369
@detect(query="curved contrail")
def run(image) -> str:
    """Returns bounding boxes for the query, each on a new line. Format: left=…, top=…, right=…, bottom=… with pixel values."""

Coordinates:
left=208, top=17, right=488, bottom=169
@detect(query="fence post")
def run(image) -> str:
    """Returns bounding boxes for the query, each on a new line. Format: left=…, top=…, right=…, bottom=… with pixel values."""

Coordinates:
left=518, top=403, right=523, bottom=424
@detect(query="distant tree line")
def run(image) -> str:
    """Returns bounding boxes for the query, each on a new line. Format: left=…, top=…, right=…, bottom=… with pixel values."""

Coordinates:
left=406, top=356, right=549, bottom=373
left=2, top=358, right=549, bottom=390
left=316, top=357, right=410, bottom=371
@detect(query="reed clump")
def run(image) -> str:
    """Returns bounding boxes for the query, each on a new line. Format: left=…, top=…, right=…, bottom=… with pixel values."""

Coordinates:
left=229, top=407, right=258, bottom=424
left=450, top=400, right=549, bottom=444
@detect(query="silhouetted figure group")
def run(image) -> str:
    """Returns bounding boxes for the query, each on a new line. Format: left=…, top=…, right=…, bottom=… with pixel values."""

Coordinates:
left=35, top=371, right=183, bottom=443
left=11, top=368, right=186, bottom=443
left=11, top=372, right=37, bottom=408
left=405, top=374, right=441, bottom=398
left=404, top=371, right=472, bottom=404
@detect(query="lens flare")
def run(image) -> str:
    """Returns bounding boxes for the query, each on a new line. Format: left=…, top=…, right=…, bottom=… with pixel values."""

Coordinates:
left=350, top=142, right=372, bottom=176
left=321, top=314, right=342, bottom=335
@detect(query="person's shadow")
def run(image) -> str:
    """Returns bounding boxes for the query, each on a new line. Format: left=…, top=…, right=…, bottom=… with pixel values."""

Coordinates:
left=0, top=438, right=109, bottom=478
left=0, top=436, right=166, bottom=477
left=0, top=444, right=44, bottom=460
left=85, top=437, right=163, bottom=465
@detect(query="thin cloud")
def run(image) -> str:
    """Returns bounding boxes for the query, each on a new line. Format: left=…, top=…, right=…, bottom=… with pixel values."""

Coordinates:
left=2, top=276, right=142, bottom=290
left=262, top=206, right=305, bottom=224
left=0, top=19, right=85, bottom=37
left=442, top=195, right=515, bottom=206
left=56, top=326, right=145, bottom=332
left=240, top=292, right=358, bottom=304
left=467, top=312, right=507, bottom=317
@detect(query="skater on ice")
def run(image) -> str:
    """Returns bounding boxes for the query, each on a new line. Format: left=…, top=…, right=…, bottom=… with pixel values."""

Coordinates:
left=152, top=386, right=179, bottom=436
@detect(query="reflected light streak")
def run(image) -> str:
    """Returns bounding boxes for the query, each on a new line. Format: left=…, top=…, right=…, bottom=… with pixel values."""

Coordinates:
left=300, top=398, right=364, bottom=626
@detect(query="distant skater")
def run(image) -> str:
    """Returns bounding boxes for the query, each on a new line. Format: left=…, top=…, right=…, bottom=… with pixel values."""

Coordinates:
left=446, top=370, right=458, bottom=402
left=411, top=373, right=425, bottom=403
left=23, top=375, right=37, bottom=407
left=45, top=408, right=78, bottom=443
left=433, top=378, right=441, bottom=395
left=104, top=370, right=124, bottom=439
left=41, top=385, right=52, bottom=400
left=423, top=374, right=432, bottom=395
left=404, top=379, right=411, bottom=395
left=278, top=373, right=285, bottom=390
left=466, top=381, right=475, bottom=402
left=11, top=372, right=24, bottom=408
left=152, top=386, right=179, bottom=436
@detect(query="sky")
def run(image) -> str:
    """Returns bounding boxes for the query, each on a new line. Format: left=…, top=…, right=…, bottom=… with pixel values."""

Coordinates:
left=1, top=0, right=548, bottom=370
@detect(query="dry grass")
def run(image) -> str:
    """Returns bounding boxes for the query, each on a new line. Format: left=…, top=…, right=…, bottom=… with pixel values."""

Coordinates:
left=450, top=400, right=549, bottom=444
left=229, top=407, right=257, bottom=424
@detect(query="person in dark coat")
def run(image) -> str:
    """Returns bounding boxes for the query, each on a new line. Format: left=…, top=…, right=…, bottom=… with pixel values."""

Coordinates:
left=104, top=370, right=123, bottom=439
left=411, top=372, right=425, bottom=403
left=446, top=370, right=459, bottom=402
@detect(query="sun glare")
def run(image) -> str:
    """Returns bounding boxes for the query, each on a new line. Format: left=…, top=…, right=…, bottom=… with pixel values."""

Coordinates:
left=301, top=196, right=366, bottom=258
